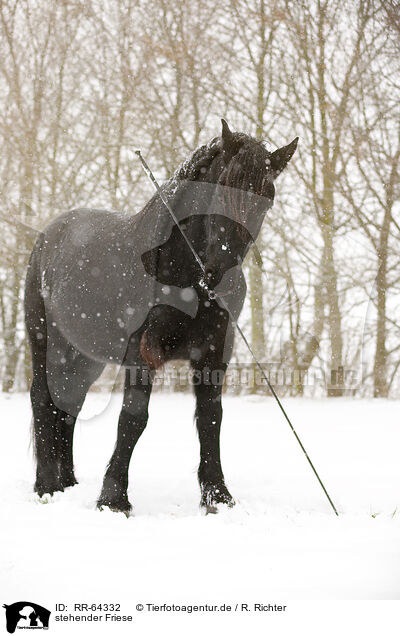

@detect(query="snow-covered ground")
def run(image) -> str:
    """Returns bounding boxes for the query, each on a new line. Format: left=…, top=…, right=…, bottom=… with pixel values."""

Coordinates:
left=1, top=392, right=399, bottom=632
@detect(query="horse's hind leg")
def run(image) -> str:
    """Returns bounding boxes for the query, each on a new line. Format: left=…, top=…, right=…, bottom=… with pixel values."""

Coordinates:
left=97, top=365, right=152, bottom=514
left=46, top=350, right=105, bottom=491
left=30, top=347, right=64, bottom=497
left=30, top=335, right=103, bottom=495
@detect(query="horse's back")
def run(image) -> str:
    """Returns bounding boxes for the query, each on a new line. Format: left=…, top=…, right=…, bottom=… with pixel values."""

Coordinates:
left=40, top=207, right=134, bottom=252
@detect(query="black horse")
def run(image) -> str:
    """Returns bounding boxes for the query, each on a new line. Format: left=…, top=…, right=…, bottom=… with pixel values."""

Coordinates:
left=24, top=119, right=297, bottom=514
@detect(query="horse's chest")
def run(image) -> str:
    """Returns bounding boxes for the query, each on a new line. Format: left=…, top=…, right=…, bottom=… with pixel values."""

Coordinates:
left=138, top=304, right=228, bottom=370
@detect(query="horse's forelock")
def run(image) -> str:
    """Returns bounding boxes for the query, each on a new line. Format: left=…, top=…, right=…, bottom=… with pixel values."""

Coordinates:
left=221, top=138, right=269, bottom=234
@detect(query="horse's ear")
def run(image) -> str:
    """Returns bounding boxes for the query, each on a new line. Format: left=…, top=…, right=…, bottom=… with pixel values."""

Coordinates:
left=269, top=137, right=298, bottom=177
left=221, top=118, right=234, bottom=150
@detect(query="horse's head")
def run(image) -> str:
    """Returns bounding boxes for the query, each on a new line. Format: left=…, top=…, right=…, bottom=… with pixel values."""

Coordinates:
left=141, top=120, right=297, bottom=294
left=195, top=119, right=298, bottom=289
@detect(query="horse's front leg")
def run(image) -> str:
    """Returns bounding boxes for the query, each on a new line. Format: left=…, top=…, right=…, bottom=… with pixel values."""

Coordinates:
left=97, top=366, right=152, bottom=515
left=192, top=362, right=235, bottom=514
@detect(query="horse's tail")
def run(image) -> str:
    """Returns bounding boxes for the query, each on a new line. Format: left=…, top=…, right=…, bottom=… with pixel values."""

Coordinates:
left=24, top=230, right=46, bottom=345
left=25, top=234, right=45, bottom=462
left=24, top=232, right=62, bottom=464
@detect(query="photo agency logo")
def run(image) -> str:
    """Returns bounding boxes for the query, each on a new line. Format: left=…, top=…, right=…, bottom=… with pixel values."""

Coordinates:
left=2, top=603, right=50, bottom=633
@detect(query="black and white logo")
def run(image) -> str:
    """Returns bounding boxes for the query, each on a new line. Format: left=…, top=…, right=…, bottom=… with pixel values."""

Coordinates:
left=3, top=602, right=50, bottom=633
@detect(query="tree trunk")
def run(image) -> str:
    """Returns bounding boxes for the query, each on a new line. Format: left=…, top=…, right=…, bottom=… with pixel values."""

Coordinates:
left=321, top=224, right=343, bottom=396
left=248, top=243, right=266, bottom=393
left=373, top=207, right=390, bottom=397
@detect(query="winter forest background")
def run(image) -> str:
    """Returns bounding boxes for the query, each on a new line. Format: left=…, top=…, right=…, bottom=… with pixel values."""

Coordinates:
left=0, top=0, right=399, bottom=398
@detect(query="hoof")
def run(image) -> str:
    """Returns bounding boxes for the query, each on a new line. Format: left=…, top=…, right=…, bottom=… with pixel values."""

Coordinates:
left=36, top=493, right=54, bottom=504
left=203, top=500, right=236, bottom=515
left=97, top=503, right=132, bottom=518
left=97, top=496, right=132, bottom=517
left=204, top=503, right=219, bottom=515
left=34, top=464, right=64, bottom=497
left=200, top=483, right=235, bottom=514
left=98, top=475, right=132, bottom=516
left=34, top=481, right=64, bottom=498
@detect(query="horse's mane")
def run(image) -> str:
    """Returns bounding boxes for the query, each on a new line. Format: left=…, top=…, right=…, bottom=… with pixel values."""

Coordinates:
left=172, top=137, right=221, bottom=182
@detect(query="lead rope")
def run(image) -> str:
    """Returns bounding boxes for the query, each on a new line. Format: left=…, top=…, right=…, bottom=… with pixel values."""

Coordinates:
left=135, top=150, right=339, bottom=516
